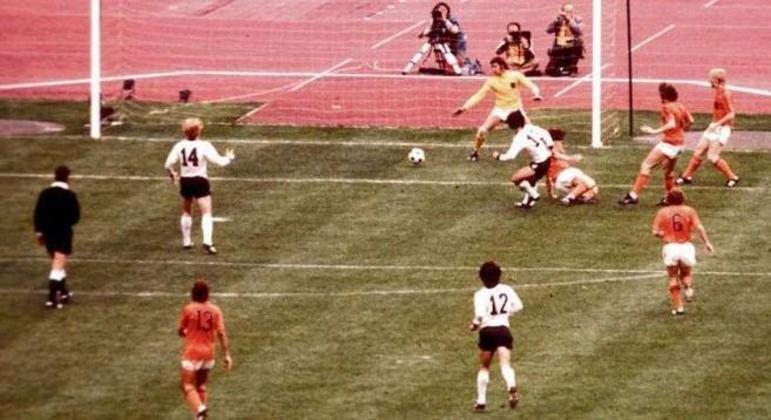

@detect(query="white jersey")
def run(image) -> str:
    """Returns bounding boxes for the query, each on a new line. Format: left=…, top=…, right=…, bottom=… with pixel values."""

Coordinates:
left=498, top=124, right=554, bottom=164
left=473, top=284, right=523, bottom=328
left=164, top=139, right=232, bottom=178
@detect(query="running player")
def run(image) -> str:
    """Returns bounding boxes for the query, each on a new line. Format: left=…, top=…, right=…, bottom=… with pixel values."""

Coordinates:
left=165, top=118, right=235, bottom=255
left=492, top=111, right=554, bottom=209
left=619, top=83, right=693, bottom=206
left=469, top=261, right=524, bottom=412
left=178, top=280, right=233, bottom=420
left=452, top=56, right=542, bottom=162
left=652, top=188, right=714, bottom=315
left=677, top=68, right=740, bottom=187
left=545, top=128, right=598, bottom=205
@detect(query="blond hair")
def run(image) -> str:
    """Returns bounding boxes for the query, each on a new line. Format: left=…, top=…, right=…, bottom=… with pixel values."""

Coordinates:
left=182, top=118, right=203, bottom=140
left=709, top=68, right=726, bottom=83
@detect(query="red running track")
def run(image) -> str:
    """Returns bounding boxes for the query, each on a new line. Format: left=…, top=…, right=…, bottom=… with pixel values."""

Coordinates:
left=0, top=0, right=769, bottom=129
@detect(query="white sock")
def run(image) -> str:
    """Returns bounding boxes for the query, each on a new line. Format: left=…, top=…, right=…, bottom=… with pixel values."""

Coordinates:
left=180, top=215, right=193, bottom=246
left=629, top=191, right=639, bottom=199
left=476, top=370, right=489, bottom=405
left=501, top=365, right=516, bottom=389
left=197, top=404, right=207, bottom=414
left=520, top=192, right=531, bottom=205
left=49, top=268, right=66, bottom=281
left=518, top=180, right=539, bottom=199
left=201, top=214, right=213, bottom=246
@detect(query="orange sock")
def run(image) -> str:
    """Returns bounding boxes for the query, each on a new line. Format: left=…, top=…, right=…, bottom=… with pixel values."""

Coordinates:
left=682, top=155, right=702, bottom=178
left=632, top=174, right=650, bottom=195
left=664, top=174, right=675, bottom=192
left=669, top=283, right=683, bottom=309
left=474, top=135, right=485, bottom=152
left=714, top=158, right=737, bottom=180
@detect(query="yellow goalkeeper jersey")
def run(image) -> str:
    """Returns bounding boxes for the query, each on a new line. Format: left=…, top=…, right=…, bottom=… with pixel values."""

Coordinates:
left=461, top=70, right=536, bottom=111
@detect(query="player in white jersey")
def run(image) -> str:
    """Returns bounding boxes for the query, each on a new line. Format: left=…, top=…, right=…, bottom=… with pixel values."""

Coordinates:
left=164, top=118, right=235, bottom=255
left=492, top=111, right=554, bottom=209
left=469, top=261, right=523, bottom=412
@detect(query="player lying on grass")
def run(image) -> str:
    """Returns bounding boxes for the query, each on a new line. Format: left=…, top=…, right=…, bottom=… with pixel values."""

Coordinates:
left=544, top=128, right=598, bottom=205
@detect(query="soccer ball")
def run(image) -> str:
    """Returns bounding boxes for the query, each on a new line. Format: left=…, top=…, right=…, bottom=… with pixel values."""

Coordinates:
left=408, top=148, right=425, bottom=165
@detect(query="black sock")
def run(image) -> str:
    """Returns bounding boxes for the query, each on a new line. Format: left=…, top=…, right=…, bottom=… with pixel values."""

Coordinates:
left=48, top=280, right=58, bottom=303
left=59, top=278, right=69, bottom=296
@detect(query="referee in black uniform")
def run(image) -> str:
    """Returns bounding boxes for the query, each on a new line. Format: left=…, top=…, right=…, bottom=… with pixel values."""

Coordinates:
left=34, top=166, right=80, bottom=309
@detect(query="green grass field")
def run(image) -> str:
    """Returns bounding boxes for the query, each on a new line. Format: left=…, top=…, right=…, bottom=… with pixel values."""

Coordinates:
left=0, top=100, right=769, bottom=419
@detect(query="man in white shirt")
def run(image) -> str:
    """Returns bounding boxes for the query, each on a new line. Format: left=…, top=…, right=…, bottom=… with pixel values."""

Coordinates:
left=492, top=111, right=554, bottom=209
left=469, top=261, right=524, bottom=412
left=164, top=118, right=235, bottom=255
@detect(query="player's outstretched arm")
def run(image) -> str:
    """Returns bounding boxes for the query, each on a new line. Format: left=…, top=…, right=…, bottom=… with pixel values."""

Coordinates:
left=696, top=224, right=714, bottom=254
left=641, top=117, right=675, bottom=135
left=217, top=330, right=233, bottom=369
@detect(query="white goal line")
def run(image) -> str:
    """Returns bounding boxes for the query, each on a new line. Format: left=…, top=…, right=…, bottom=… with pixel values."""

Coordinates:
left=1, top=69, right=769, bottom=98
left=0, top=172, right=764, bottom=191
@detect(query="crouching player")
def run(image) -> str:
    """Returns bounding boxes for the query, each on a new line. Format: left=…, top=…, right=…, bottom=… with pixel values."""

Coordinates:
left=494, top=112, right=577, bottom=209
left=178, top=280, right=233, bottom=420
left=469, top=261, right=524, bottom=412
left=652, top=188, right=714, bottom=315
left=545, top=128, right=598, bottom=205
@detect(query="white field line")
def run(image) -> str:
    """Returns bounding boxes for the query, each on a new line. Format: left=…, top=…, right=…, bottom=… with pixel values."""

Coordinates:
left=0, top=272, right=765, bottom=300
left=703, top=0, right=720, bottom=8
left=1, top=257, right=770, bottom=278
left=288, top=58, right=353, bottom=92
left=553, top=63, right=612, bottom=98
left=1, top=71, right=769, bottom=97
left=371, top=19, right=426, bottom=49
left=0, top=274, right=660, bottom=299
left=630, top=24, right=677, bottom=53
left=0, top=172, right=764, bottom=191
left=53, top=135, right=767, bottom=154
left=555, top=24, right=677, bottom=98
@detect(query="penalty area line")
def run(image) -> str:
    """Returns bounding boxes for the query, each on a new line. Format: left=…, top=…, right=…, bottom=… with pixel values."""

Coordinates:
left=0, top=172, right=765, bottom=191
left=1, top=257, right=770, bottom=278
left=0, top=272, right=764, bottom=300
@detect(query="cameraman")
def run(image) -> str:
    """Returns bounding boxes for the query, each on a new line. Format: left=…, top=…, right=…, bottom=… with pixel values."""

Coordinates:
left=496, top=22, right=540, bottom=76
left=402, top=3, right=465, bottom=75
left=546, top=2, right=583, bottom=47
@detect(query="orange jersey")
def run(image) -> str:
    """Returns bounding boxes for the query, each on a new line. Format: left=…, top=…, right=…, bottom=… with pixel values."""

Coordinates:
left=712, top=88, right=734, bottom=127
left=653, top=205, right=701, bottom=244
left=178, top=301, right=225, bottom=361
left=660, top=102, right=692, bottom=146
left=547, top=141, right=571, bottom=181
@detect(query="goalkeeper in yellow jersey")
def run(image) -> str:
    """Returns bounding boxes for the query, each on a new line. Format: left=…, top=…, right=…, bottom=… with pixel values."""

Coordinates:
left=453, top=57, right=542, bottom=162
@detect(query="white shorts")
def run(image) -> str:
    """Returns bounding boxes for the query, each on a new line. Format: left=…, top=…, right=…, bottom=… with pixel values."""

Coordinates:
left=490, top=107, right=526, bottom=122
left=181, top=359, right=215, bottom=371
left=655, top=142, right=683, bottom=159
left=555, top=167, right=593, bottom=194
left=703, top=125, right=731, bottom=146
left=662, top=242, right=696, bottom=267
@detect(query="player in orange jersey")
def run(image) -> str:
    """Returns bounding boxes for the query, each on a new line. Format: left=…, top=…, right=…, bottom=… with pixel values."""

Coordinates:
left=677, top=68, right=740, bottom=187
left=544, top=128, right=598, bottom=205
left=619, top=83, right=693, bottom=206
left=652, top=188, right=714, bottom=315
left=177, top=280, right=232, bottom=420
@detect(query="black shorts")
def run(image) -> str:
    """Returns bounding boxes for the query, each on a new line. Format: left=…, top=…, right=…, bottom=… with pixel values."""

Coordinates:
left=180, top=177, right=211, bottom=199
left=529, top=159, right=551, bottom=183
left=44, top=230, right=73, bottom=256
left=478, top=326, right=513, bottom=351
